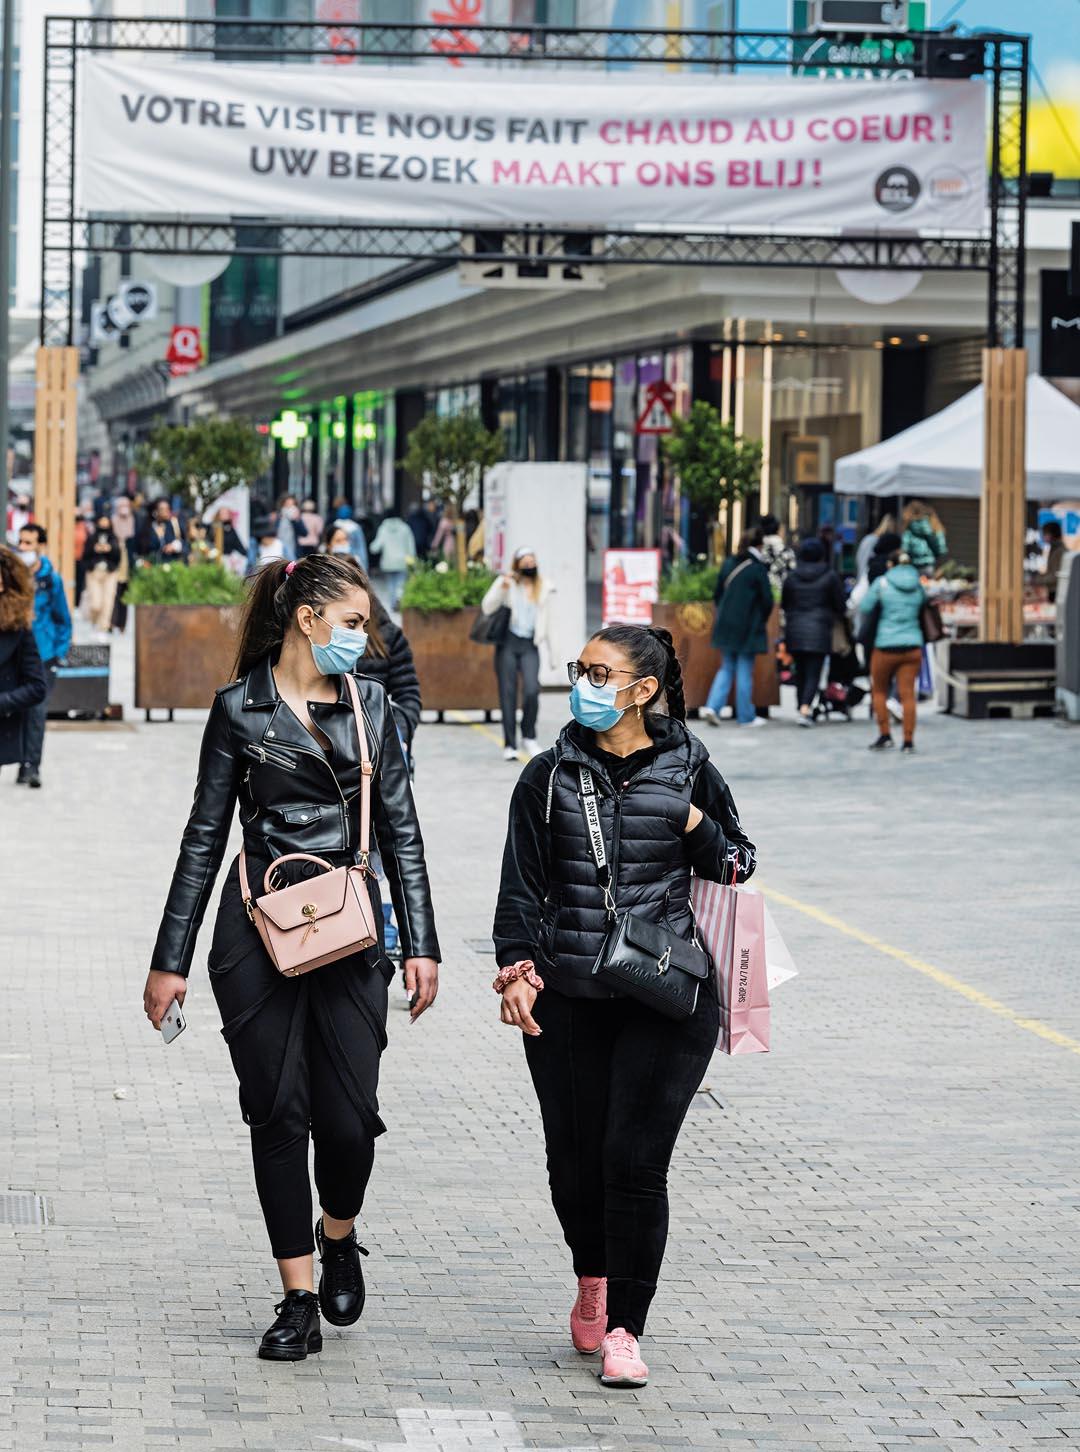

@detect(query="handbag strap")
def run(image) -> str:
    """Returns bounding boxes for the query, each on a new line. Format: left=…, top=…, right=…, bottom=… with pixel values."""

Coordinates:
left=578, top=766, right=617, bottom=919
left=240, top=672, right=374, bottom=914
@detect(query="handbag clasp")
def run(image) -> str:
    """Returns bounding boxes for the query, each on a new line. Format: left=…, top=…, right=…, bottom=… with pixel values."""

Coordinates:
left=657, top=947, right=671, bottom=975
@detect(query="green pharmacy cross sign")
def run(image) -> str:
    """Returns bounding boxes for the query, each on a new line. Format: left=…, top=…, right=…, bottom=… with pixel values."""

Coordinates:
left=271, top=409, right=310, bottom=450
left=792, top=0, right=928, bottom=78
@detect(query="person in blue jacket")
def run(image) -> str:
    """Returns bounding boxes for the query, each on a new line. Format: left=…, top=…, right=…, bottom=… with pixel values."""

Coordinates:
left=16, top=523, right=72, bottom=788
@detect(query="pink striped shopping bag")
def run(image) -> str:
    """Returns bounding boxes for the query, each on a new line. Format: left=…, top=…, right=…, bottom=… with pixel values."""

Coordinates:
left=692, top=875, right=770, bottom=1055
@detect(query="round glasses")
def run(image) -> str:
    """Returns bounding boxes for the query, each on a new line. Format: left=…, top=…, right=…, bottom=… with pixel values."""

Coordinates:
left=567, top=661, right=639, bottom=690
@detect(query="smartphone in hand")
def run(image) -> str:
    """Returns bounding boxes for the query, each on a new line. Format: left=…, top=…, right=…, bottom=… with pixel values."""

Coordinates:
left=160, top=998, right=186, bottom=1045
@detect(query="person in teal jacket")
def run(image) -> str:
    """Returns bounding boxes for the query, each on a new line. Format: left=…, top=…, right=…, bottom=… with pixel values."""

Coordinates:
left=901, top=502, right=947, bottom=574
left=859, top=551, right=926, bottom=753
left=16, top=523, right=72, bottom=787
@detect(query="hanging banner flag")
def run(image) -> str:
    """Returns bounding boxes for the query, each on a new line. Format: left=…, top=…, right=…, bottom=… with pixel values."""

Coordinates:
left=79, top=58, right=986, bottom=232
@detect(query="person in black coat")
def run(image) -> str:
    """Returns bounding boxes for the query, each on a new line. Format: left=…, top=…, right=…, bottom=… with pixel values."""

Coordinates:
left=357, top=598, right=422, bottom=746
left=0, top=548, right=48, bottom=775
left=868, top=531, right=902, bottom=585
left=780, top=538, right=846, bottom=724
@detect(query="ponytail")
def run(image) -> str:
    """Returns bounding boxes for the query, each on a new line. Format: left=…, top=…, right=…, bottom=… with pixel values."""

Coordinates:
left=232, top=553, right=373, bottom=679
left=589, top=622, right=688, bottom=723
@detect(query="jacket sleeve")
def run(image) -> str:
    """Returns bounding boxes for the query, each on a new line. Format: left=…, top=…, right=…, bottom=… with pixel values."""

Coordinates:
left=383, top=622, right=422, bottom=731
left=828, top=571, right=846, bottom=618
left=150, top=692, right=240, bottom=977
left=684, top=760, right=757, bottom=884
left=0, top=631, right=47, bottom=715
left=50, top=575, right=73, bottom=660
left=780, top=574, right=794, bottom=617
left=481, top=577, right=509, bottom=616
left=493, top=756, right=552, bottom=969
left=858, top=577, right=882, bottom=616
left=370, top=689, right=440, bottom=961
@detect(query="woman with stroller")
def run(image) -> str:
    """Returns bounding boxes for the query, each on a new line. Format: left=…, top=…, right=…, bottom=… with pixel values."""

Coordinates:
left=780, top=539, right=846, bottom=726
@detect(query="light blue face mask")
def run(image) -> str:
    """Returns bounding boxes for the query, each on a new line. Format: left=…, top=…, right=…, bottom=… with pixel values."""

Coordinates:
left=309, top=612, right=368, bottom=675
left=569, top=676, right=640, bottom=732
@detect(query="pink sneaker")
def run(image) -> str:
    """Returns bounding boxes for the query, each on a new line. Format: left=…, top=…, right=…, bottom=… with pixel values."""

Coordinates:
left=600, top=1327, right=648, bottom=1388
left=570, top=1275, right=607, bottom=1354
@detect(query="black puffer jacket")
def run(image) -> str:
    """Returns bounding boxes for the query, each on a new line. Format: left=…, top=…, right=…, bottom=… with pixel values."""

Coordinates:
left=357, top=607, right=421, bottom=736
left=494, top=717, right=756, bottom=998
left=0, top=628, right=47, bottom=766
left=151, top=654, right=439, bottom=977
left=781, top=560, right=846, bottom=654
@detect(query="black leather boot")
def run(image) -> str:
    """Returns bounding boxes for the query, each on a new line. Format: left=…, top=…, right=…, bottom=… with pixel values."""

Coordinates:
left=257, top=1289, right=322, bottom=1361
left=316, top=1217, right=368, bottom=1327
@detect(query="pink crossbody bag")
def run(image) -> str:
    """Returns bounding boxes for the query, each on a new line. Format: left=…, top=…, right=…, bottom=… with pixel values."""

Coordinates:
left=239, top=672, right=379, bottom=977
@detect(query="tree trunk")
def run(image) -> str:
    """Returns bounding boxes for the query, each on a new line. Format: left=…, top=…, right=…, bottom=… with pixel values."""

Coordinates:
left=455, top=519, right=467, bottom=578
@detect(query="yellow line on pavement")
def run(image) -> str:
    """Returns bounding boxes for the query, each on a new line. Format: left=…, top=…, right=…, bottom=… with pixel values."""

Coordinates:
left=760, top=885, right=1080, bottom=1059
left=445, top=711, right=527, bottom=761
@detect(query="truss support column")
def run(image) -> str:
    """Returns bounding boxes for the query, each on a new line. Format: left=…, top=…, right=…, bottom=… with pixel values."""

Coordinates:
left=33, top=346, right=80, bottom=606
left=979, top=347, right=1027, bottom=644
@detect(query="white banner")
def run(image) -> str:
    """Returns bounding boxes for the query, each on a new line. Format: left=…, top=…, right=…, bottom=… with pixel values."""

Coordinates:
left=80, top=58, right=986, bottom=232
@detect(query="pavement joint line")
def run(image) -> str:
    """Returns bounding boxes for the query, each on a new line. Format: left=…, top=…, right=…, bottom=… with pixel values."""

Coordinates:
left=446, top=710, right=527, bottom=762
left=760, top=885, right=1080, bottom=1061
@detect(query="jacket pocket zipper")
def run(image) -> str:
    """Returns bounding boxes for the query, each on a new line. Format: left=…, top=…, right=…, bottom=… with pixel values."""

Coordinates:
left=243, top=742, right=299, bottom=771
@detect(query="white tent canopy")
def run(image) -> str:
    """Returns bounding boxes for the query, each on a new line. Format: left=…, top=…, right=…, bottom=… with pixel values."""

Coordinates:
left=834, top=374, right=1080, bottom=501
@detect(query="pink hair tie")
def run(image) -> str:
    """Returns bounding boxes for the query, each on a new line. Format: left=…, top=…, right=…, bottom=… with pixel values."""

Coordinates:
left=493, top=960, right=545, bottom=994
left=284, top=560, right=297, bottom=576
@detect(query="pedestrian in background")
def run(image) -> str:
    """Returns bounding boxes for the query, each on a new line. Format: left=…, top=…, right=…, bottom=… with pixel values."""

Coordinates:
left=756, top=513, right=795, bottom=595
left=252, top=517, right=286, bottom=570
left=859, top=549, right=926, bottom=753
left=297, top=499, right=324, bottom=558
left=781, top=538, right=846, bottom=726
left=137, top=498, right=187, bottom=563
left=406, top=497, right=438, bottom=560
left=276, top=495, right=300, bottom=562
left=901, top=502, right=947, bottom=575
left=85, top=512, right=122, bottom=635
left=855, top=514, right=897, bottom=581
left=0, top=548, right=47, bottom=785
left=369, top=511, right=414, bottom=609
left=482, top=547, right=555, bottom=761
left=1039, top=519, right=1067, bottom=602
left=143, top=554, right=440, bottom=1362
left=15, top=523, right=72, bottom=789
left=356, top=587, right=422, bottom=748
left=700, top=532, right=773, bottom=729
left=329, top=501, right=369, bottom=570
left=493, top=623, right=756, bottom=1388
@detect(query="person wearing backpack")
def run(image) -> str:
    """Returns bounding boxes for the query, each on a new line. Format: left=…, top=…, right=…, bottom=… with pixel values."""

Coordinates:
left=858, top=549, right=926, bottom=753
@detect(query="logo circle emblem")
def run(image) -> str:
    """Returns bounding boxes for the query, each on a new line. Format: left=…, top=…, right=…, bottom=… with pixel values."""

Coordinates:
left=874, top=166, right=921, bottom=214
left=677, top=602, right=712, bottom=636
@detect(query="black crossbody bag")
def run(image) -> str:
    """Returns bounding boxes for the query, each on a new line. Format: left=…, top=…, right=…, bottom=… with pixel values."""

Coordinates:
left=578, top=766, right=711, bottom=1020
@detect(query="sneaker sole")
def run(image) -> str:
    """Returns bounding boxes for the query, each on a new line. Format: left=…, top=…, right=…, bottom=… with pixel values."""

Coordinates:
left=257, top=1333, right=322, bottom=1361
left=572, top=1334, right=604, bottom=1355
left=599, top=1371, right=648, bottom=1387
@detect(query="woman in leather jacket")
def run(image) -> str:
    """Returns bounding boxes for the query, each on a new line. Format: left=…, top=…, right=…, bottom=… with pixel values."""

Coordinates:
left=143, top=554, right=440, bottom=1362
left=493, top=624, right=755, bottom=1390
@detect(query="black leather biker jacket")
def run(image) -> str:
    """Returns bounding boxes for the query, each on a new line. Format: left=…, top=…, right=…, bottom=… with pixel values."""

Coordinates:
left=150, top=654, right=440, bottom=977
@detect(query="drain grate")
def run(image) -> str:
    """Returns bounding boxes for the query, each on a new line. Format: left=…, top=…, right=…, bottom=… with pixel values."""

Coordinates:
left=0, top=1193, right=51, bottom=1226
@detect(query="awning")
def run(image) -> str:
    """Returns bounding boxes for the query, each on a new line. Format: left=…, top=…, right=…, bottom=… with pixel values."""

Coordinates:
left=835, top=374, right=1080, bottom=501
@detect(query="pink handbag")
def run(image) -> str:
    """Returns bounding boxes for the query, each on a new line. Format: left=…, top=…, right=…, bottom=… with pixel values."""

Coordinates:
left=239, top=672, right=379, bottom=977
left=691, top=866, right=771, bottom=1055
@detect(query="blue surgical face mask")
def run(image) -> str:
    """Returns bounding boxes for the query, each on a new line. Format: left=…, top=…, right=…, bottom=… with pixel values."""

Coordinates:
left=309, top=612, right=368, bottom=674
left=569, top=676, right=640, bottom=732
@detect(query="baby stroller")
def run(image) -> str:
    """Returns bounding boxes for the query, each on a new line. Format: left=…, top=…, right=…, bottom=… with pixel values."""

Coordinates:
left=812, top=623, right=867, bottom=722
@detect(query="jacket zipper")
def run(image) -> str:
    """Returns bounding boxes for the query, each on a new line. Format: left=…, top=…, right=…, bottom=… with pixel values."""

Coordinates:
left=244, top=742, right=298, bottom=771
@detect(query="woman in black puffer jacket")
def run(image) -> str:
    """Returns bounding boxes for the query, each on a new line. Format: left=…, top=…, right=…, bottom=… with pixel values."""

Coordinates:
left=357, top=598, right=422, bottom=747
left=780, top=538, right=846, bottom=724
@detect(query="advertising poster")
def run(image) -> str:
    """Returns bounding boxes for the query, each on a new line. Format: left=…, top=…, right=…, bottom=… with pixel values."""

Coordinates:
left=602, top=548, right=661, bottom=625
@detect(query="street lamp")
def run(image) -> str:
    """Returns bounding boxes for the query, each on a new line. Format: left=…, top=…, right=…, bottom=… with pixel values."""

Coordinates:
left=0, top=0, right=14, bottom=527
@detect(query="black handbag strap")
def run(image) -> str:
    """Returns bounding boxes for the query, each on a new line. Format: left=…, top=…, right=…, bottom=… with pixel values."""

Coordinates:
left=578, top=766, right=617, bottom=919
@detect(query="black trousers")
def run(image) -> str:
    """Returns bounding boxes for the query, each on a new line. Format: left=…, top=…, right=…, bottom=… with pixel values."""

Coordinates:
left=21, top=660, right=57, bottom=770
left=208, top=858, right=390, bottom=1260
left=792, top=650, right=826, bottom=710
left=523, top=984, right=719, bottom=1337
left=495, top=633, right=539, bottom=747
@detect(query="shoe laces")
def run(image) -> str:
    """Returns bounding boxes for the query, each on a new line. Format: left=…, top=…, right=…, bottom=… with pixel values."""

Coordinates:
left=578, top=1280, right=604, bottom=1320
left=273, top=1294, right=314, bottom=1330
left=605, top=1328, right=639, bottom=1360
left=319, top=1227, right=368, bottom=1295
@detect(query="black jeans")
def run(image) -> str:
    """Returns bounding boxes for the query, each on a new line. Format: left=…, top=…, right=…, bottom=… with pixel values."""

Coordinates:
left=523, top=984, right=719, bottom=1336
left=792, top=650, right=826, bottom=711
left=495, top=633, right=540, bottom=748
left=22, top=660, right=57, bottom=769
left=208, top=859, right=390, bottom=1259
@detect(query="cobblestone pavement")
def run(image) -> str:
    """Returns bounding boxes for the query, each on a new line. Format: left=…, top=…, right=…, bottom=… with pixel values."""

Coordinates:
left=2, top=673, right=1080, bottom=1451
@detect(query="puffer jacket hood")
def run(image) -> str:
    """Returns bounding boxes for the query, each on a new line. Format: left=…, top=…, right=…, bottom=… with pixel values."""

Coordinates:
left=861, top=562, right=926, bottom=650
left=884, top=562, right=922, bottom=592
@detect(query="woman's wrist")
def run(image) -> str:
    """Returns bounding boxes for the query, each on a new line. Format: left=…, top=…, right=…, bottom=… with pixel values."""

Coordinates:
left=492, top=960, right=545, bottom=994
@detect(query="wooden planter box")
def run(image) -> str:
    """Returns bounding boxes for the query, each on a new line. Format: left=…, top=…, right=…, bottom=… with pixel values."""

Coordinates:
left=135, top=604, right=242, bottom=718
left=654, top=601, right=780, bottom=711
left=402, top=605, right=501, bottom=715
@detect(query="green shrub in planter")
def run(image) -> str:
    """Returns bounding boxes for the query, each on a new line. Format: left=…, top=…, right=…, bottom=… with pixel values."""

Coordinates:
left=126, top=560, right=248, bottom=606
left=660, top=560, right=719, bottom=604
left=400, top=561, right=495, bottom=613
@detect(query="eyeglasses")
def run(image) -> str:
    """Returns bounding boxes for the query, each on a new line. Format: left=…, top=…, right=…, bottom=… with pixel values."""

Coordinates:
left=568, top=661, right=639, bottom=690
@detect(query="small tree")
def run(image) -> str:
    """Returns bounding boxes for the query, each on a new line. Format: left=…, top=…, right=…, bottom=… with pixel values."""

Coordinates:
left=136, top=416, right=268, bottom=515
left=662, top=401, right=763, bottom=560
left=403, top=410, right=504, bottom=576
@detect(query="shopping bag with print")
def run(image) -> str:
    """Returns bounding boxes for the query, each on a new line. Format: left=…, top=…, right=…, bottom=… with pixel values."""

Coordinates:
left=691, top=874, right=771, bottom=1055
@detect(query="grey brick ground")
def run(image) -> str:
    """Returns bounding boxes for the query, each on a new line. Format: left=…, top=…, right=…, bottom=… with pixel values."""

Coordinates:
left=2, top=642, right=1079, bottom=1450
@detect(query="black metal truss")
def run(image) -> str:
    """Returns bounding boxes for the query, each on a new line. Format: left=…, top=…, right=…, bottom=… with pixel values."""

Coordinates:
left=41, top=17, right=1028, bottom=352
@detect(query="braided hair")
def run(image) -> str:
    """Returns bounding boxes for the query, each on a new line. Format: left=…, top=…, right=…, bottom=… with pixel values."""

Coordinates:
left=232, top=553, right=373, bottom=679
left=589, top=623, right=687, bottom=723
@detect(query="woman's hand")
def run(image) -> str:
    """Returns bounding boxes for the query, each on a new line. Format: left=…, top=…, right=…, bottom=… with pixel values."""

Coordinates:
left=143, top=970, right=187, bottom=1031
left=500, top=979, right=542, bottom=1036
left=404, top=957, right=439, bottom=1022
left=684, top=803, right=704, bottom=833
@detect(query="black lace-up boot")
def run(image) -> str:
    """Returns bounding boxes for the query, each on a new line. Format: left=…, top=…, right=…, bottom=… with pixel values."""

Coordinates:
left=316, top=1216, right=369, bottom=1327
left=257, top=1289, right=322, bottom=1361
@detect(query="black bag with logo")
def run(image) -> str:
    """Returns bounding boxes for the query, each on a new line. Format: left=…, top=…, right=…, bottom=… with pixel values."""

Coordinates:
left=577, top=766, right=710, bottom=1020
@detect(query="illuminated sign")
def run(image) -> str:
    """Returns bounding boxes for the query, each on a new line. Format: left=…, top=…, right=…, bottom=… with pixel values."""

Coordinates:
left=270, top=410, right=309, bottom=450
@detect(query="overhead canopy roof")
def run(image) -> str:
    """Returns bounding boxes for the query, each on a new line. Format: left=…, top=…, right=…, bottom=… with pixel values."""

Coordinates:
left=835, top=374, right=1080, bottom=501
